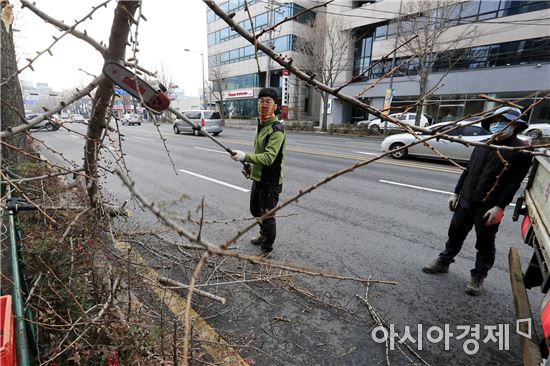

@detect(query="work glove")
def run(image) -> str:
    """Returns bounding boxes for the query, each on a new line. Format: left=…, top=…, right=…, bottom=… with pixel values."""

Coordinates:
left=448, top=193, right=459, bottom=212
left=230, top=150, right=245, bottom=162
left=483, top=206, right=504, bottom=226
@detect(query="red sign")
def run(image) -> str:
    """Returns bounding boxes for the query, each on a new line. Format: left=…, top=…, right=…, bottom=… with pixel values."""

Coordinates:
left=283, top=69, right=289, bottom=76
left=224, top=88, right=254, bottom=99
left=228, top=91, right=250, bottom=97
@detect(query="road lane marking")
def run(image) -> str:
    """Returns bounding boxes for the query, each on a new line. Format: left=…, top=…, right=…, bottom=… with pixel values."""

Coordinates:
left=134, top=136, right=154, bottom=141
left=379, top=179, right=516, bottom=206
left=178, top=169, right=250, bottom=192
left=355, top=151, right=378, bottom=156
left=380, top=180, right=452, bottom=194
left=194, top=147, right=227, bottom=154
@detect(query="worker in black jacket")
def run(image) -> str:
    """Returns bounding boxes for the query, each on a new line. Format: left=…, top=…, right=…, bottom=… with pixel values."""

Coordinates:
left=422, top=107, right=532, bottom=296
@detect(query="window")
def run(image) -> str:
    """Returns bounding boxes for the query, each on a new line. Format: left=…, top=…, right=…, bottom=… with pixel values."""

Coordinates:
left=375, top=24, right=387, bottom=39
left=468, top=46, right=490, bottom=68
left=185, top=111, right=201, bottom=119
left=211, top=35, right=292, bottom=65
left=272, top=35, right=294, bottom=52
left=353, top=30, right=374, bottom=78
left=207, top=10, right=217, bottom=23
left=204, top=111, right=221, bottom=119
left=499, top=0, right=550, bottom=17
left=478, top=0, right=500, bottom=20
left=459, top=1, right=481, bottom=23
left=207, top=33, right=216, bottom=46
left=255, top=13, right=268, bottom=29
left=442, top=126, right=464, bottom=136
left=365, top=36, right=550, bottom=81
left=460, top=126, right=488, bottom=136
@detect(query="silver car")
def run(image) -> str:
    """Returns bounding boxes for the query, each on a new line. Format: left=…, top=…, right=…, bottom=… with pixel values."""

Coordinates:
left=173, top=110, right=224, bottom=136
left=380, top=120, right=526, bottom=161
left=522, top=123, right=550, bottom=138
left=121, top=113, right=142, bottom=126
left=26, top=113, right=60, bottom=131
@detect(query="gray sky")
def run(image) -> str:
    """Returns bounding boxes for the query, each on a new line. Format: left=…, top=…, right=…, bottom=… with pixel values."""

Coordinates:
left=14, top=0, right=208, bottom=96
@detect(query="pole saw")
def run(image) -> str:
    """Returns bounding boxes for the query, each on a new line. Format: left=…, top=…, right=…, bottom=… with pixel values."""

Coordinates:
left=102, top=61, right=251, bottom=178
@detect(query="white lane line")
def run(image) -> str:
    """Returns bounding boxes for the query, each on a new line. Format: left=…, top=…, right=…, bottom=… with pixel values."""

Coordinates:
left=178, top=169, right=250, bottom=192
left=69, top=135, right=80, bottom=139
left=380, top=180, right=452, bottom=195
left=355, top=151, right=379, bottom=156
left=194, top=147, right=227, bottom=154
left=379, top=179, right=515, bottom=206
left=134, top=136, right=154, bottom=141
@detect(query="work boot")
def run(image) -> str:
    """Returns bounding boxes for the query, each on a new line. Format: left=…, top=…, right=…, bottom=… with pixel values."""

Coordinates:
left=259, top=246, right=273, bottom=258
left=422, top=259, right=450, bottom=274
left=250, top=234, right=265, bottom=246
left=465, top=275, right=485, bottom=296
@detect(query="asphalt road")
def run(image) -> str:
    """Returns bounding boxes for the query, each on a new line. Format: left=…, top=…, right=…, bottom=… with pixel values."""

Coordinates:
left=35, top=121, right=543, bottom=365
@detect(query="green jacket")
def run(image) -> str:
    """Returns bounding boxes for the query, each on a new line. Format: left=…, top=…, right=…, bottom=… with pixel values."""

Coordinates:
left=244, top=117, right=286, bottom=185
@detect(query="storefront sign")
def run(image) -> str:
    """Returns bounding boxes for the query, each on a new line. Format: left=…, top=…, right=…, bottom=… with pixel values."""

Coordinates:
left=224, top=89, right=254, bottom=99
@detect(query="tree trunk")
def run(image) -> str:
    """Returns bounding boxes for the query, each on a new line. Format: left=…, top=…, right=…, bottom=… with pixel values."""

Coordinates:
left=321, top=93, right=328, bottom=132
left=85, top=1, right=139, bottom=207
left=415, top=67, right=429, bottom=126
left=1, top=14, right=27, bottom=167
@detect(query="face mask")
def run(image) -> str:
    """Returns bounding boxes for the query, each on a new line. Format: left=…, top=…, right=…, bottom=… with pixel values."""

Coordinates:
left=490, top=121, right=514, bottom=139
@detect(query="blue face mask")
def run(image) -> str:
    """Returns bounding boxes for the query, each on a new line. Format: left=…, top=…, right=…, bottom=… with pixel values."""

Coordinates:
left=489, top=122, right=513, bottom=136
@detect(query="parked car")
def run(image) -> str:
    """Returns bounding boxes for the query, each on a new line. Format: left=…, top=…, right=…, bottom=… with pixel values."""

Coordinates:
left=121, top=113, right=142, bottom=126
left=522, top=123, right=550, bottom=138
left=368, top=113, right=430, bottom=133
left=381, top=120, right=530, bottom=161
left=72, top=114, right=86, bottom=123
left=26, top=113, right=60, bottom=131
left=173, top=110, right=224, bottom=136
left=356, top=119, right=372, bottom=128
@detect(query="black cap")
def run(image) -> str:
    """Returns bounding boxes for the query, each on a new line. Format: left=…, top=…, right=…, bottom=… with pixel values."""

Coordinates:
left=258, top=87, right=279, bottom=103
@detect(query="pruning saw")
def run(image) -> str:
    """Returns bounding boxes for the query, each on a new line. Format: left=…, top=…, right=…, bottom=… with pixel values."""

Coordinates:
left=103, top=61, right=251, bottom=178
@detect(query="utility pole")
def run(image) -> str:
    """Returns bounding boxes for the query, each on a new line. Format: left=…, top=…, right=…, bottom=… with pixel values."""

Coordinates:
left=383, top=0, right=403, bottom=135
left=265, top=0, right=273, bottom=87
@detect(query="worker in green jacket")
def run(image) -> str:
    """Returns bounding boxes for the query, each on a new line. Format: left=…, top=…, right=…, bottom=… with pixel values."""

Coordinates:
left=231, top=87, right=286, bottom=257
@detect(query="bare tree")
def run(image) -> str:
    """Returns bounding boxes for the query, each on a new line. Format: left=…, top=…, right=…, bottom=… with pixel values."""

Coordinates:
left=295, top=15, right=353, bottom=131
left=208, top=54, right=227, bottom=117
left=394, top=0, right=477, bottom=125
left=1, top=1, right=27, bottom=165
left=84, top=1, right=139, bottom=207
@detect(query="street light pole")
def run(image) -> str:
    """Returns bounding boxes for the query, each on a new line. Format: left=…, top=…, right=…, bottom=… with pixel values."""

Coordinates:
left=184, top=48, right=206, bottom=109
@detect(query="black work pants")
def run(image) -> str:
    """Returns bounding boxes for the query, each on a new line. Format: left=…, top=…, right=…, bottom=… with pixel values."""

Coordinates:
left=250, top=181, right=282, bottom=250
left=438, top=198, right=500, bottom=278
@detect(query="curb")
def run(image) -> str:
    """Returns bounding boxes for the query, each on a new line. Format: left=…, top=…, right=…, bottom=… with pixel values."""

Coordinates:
left=114, top=241, right=248, bottom=366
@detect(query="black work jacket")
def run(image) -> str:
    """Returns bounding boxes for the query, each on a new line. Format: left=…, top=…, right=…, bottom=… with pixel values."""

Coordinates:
left=454, top=136, right=532, bottom=208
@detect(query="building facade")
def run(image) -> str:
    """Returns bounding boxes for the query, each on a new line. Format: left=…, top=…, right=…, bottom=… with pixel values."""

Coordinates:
left=207, top=0, right=320, bottom=120
left=325, top=0, right=550, bottom=125
left=22, top=81, right=61, bottom=115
